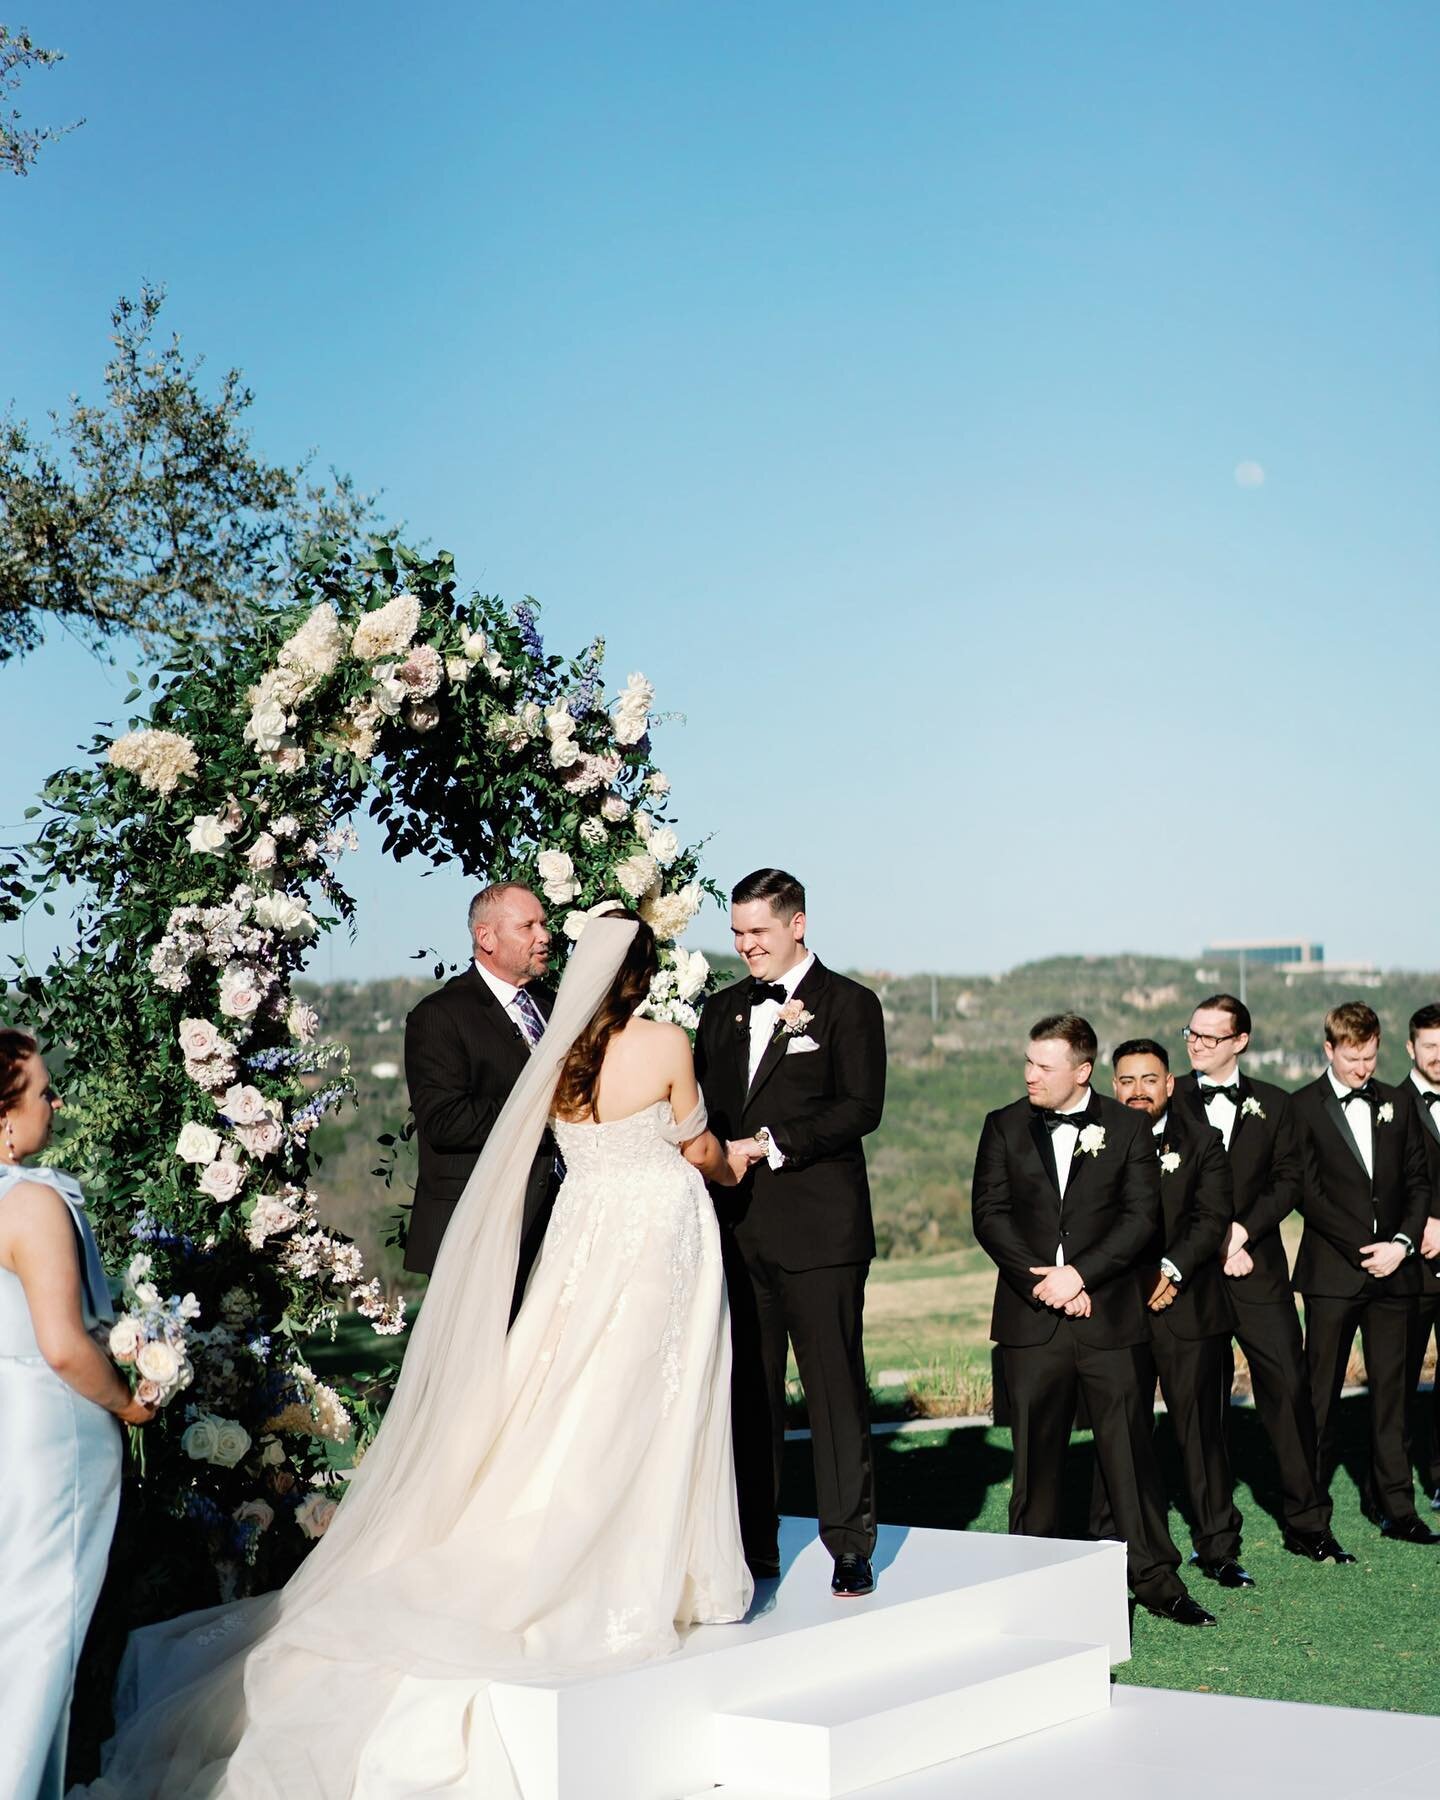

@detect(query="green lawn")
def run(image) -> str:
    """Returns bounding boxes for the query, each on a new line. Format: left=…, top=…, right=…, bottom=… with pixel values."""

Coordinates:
left=777, top=1398, right=1440, bottom=1716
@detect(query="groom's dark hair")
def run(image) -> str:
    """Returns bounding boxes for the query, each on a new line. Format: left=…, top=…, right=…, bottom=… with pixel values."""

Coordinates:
left=1030, top=1014, right=1098, bottom=1066
left=732, top=868, right=805, bottom=921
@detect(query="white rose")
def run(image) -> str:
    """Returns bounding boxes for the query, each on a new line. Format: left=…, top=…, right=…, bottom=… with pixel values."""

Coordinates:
left=178, top=1017, right=220, bottom=1061
left=219, top=1083, right=268, bottom=1126
left=647, top=826, right=680, bottom=868
left=234, top=1498, right=275, bottom=1531
left=647, top=772, right=670, bottom=797
left=633, top=811, right=653, bottom=843
left=261, top=1438, right=286, bottom=1466
left=199, top=1157, right=247, bottom=1203
left=244, top=695, right=290, bottom=753
left=186, top=814, right=228, bottom=856
left=287, top=1000, right=320, bottom=1044
left=136, top=1339, right=181, bottom=1386
left=405, top=700, right=441, bottom=733
left=252, top=891, right=317, bottom=940
left=549, top=736, right=582, bottom=769
left=545, top=706, right=576, bottom=740
left=245, top=832, right=278, bottom=871
left=562, top=911, right=590, bottom=942
left=601, top=796, right=629, bottom=823
left=108, top=1317, right=144, bottom=1363
left=370, top=665, right=407, bottom=717
left=182, top=1417, right=220, bottom=1461
left=211, top=1419, right=252, bottom=1468
left=536, top=848, right=581, bottom=905
left=445, top=655, right=470, bottom=685
left=218, top=964, right=264, bottom=1021
left=295, top=1491, right=340, bottom=1539
left=462, top=628, right=488, bottom=661
left=235, top=1116, right=283, bottom=1158
left=614, top=852, right=658, bottom=900
left=672, top=947, right=710, bottom=1002
left=176, top=1121, right=222, bottom=1165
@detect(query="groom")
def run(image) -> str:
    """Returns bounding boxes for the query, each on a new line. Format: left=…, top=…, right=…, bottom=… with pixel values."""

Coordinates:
left=696, top=868, right=887, bottom=1597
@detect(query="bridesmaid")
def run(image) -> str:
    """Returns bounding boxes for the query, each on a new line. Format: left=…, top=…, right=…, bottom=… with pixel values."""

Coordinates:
left=0, top=1029, right=155, bottom=1800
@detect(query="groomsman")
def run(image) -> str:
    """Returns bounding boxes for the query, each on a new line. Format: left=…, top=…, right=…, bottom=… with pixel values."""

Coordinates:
left=1291, top=1002, right=1437, bottom=1543
left=696, top=869, right=887, bottom=1598
left=1097, top=1040, right=1249, bottom=1585
left=972, top=1015, right=1213, bottom=1626
left=1174, top=995, right=1354, bottom=1564
left=1400, top=1004, right=1440, bottom=1511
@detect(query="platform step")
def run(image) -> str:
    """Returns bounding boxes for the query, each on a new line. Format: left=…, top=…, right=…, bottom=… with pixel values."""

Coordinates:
left=710, top=1633, right=1110, bottom=1797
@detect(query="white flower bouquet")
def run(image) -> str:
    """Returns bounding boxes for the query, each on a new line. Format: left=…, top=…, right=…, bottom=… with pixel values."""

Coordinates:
left=108, top=1254, right=201, bottom=1466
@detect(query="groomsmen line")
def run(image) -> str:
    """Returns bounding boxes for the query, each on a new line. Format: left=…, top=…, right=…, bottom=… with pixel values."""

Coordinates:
left=975, top=994, right=1440, bottom=1631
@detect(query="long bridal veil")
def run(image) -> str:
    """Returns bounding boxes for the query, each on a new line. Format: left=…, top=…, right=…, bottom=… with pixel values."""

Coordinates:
left=82, top=917, right=640, bottom=1800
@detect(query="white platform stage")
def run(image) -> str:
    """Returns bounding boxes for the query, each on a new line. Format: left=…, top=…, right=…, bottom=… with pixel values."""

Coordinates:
left=373, top=1518, right=1440, bottom=1798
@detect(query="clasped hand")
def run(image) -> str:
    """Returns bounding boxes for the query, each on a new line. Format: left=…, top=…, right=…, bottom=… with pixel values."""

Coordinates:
left=725, top=1137, right=768, bottom=1182
left=1029, top=1264, right=1089, bottom=1317
left=1359, top=1240, right=1406, bottom=1280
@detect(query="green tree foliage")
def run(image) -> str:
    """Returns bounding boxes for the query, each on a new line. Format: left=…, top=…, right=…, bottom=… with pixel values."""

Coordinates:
left=0, top=286, right=377, bottom=661
left=0, top=24, right=79, bottom=176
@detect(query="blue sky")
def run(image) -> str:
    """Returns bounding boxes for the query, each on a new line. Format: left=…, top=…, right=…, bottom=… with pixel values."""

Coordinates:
left=4, top=2, right=1437, bottom=981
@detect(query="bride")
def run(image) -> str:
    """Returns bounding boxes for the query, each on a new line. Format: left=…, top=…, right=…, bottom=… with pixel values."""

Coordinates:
left=77, top=911, right=753, bottom=1798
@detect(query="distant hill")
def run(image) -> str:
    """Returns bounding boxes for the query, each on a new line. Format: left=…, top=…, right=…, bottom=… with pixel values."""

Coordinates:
left=298, top=952, right=1440, bottom=1284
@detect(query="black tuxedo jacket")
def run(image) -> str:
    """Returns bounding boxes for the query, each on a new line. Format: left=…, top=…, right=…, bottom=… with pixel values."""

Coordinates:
left=1290, top=1074, right=1429, bottom=1299
left=1152, top=1102, right=1233, bottom=1341
left=695, top=958, right=886, bottom=1270
left=1174, top=1071, right=1299, bottom=1306
left=402, top=967, right=556, bottom=1276
left=1397, top=1075, right=1440, bottom=1297
left=971, top=1090, right=1160, bottom=1349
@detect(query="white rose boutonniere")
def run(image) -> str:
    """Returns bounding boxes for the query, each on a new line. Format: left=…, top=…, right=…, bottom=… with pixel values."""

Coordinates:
left=1241, top=1096, right=1265, bottom=1120
left=1377, top=1102, right=1394, bottom=1125
left=775, top=999, right=815, bottom=1039
left=1077, top=1123, right=1106, bottom=1158
left=1160, top=1150, right=1181, bottom=1175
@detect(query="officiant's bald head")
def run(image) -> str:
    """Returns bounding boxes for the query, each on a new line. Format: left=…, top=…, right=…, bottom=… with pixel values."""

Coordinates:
left=469, top=883, right=550, bottom=985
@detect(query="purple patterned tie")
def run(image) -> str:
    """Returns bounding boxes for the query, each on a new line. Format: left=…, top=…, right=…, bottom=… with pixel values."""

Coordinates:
left=513, top=988, right=564, bottom=1180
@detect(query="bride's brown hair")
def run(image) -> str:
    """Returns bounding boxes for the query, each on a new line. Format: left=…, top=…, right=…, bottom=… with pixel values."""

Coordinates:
left=553, top=910, right=659, bottom=1121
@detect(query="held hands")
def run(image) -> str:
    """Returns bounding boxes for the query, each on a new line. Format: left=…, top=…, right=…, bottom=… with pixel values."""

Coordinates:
left=1029, top=1264, right=1085, bottom=1310
left=725, top=1138, right=768, bottom=1182
left=1359, top=1241, right=1406, bottom=1280
left=1146, top=1272, right=1178, bottom=1312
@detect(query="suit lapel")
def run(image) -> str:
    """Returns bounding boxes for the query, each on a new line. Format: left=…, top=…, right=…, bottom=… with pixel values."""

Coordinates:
left=1320, top=1080, right=1371, bottom=1183
left=746, top=960, right=825, bottom=1107
left=1418, top=1086, right=1440, bottom=1147
left=1027, top=1107, right=1062, bottom=1195
left=465, top=967, right=530, bottom=1066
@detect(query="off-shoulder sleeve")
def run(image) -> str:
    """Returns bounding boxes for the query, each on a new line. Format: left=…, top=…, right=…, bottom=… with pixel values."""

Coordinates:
left=658, top=1098, right=708, bottom=1144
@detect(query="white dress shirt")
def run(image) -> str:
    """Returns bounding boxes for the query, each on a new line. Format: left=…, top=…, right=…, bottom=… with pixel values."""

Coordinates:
left=1047, top=1096, right=1091, bottom=1260
left=1153, top=1114, right=1182, bottom=1283
left=747, top=951, right=815, bottom=1169
left=1198, top=1074, right=1239, bottom=1151
left=1327, top=1067, right=1373, bottom=1180
left=474, top=961, right=539, bottom=1052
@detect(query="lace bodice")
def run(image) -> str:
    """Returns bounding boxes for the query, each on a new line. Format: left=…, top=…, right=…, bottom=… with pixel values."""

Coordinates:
left=548, top=1097, right=704, bottom=1185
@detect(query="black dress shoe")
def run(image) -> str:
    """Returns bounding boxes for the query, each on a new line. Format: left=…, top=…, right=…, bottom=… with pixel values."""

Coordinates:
left=1143, top=1592, right=1217, bottom=1628
left=831, top=1553, right=875, bottom=1597
left=1377, top=1514, right=1440, bottom=1544
left=746, top=1556, right=781, bottom=1580
left=1282, top=1526, right=1357, bottom=1564
left=1192, top=1556, right=1256, bottom=1588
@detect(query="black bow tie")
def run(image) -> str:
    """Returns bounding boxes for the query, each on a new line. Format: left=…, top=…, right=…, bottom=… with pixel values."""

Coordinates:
left=1037, top=1107, right=1089, bottom=1133
left=749, top=982, right=787, bottom=1008
left=1419, top=1088, right=1440, bottom=1111
left=1200, top=1082, right=1240, bottom=1106
left=1339, top=1082, right=1379, bottom=1108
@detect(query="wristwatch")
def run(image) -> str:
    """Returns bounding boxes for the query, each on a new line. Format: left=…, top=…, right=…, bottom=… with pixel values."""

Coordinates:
left=753, top=1127, right=774, bottom=1160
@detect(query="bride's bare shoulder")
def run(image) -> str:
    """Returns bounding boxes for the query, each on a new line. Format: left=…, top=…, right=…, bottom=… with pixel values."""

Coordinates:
left=621, top=1017, right=689, bottom=1050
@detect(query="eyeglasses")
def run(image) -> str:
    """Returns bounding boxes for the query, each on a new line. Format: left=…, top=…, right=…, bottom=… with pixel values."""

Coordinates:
left=1181, top=1027, right=1239, bottom=1051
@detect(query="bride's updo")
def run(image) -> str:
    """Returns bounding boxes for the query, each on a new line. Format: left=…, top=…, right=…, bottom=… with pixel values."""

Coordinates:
left=554, top=911, right=659, bottom=1120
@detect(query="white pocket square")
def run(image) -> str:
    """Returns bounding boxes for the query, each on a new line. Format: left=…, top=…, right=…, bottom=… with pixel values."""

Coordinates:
left=786, top=1035, right=820, bottom=1054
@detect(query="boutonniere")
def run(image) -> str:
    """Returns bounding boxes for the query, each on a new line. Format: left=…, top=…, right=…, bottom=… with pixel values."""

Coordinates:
left=772, top=998, right=814, bottom=1039
left=1377, top=1102, right=1394, bottom=1125
left=1076, top=1123, right=1106, bottom=1158
left=1160, top=1150, right=1181, bottom=1175
left=1241, top=1096, right=1265, bottom=1120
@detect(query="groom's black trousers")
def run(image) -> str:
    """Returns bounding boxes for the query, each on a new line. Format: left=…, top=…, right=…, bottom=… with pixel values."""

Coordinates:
left=722, top=1232, right=877, bottom=1563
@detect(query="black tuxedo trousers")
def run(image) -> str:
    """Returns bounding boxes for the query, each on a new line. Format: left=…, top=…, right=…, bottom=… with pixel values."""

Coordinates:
left=1173, top=1074, right=1331, bottom=1535
left=1399, top=1079, right=1440, bottom=1493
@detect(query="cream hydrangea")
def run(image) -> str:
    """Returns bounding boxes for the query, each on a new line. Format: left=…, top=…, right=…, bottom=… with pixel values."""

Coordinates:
left=613, top=852, right=658, bottom=901
left=106, top=729, right=199, bottom=795
left=640, top=880, right=702, bottom=942
left=351, top=592, right=421, bottom=661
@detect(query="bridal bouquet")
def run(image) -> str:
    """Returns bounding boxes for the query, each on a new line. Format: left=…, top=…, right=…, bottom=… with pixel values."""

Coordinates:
left=108, top=1253, right=201, bottom=1463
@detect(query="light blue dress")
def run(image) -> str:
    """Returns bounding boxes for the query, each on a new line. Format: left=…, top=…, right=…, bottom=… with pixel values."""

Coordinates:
left=0, top=1166, right=122, bottom=1800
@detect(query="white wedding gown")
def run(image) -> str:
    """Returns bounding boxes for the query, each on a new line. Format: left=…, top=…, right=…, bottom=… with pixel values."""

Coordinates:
left=75, top=920, right=751, bottom=1799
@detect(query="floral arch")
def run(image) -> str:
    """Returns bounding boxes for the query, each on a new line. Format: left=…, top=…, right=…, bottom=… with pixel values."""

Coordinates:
left=0, top=538, right=712, bottom=1614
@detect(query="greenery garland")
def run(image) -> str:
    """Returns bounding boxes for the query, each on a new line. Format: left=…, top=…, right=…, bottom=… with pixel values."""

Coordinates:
left=0, top=538, right=714, bottom=1613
